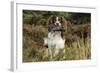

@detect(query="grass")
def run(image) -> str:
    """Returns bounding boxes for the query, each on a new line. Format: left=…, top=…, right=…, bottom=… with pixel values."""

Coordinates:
left=23, top=37, right=91, bottom=62
left=23, top=24, right=91, bottom=62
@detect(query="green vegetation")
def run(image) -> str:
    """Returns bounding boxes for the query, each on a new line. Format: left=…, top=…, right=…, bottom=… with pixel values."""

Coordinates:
left=23, top=10, right=91, bottom=62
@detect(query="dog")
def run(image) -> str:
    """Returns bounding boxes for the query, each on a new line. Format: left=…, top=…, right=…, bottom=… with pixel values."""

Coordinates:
left=45, top=16, right=67, bottom=58
left=48, top=16, right=67, bottom=38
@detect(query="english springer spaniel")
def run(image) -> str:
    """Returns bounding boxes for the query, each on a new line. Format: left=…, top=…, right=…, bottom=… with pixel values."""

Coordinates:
left=44, top=16, right=67, bottom=58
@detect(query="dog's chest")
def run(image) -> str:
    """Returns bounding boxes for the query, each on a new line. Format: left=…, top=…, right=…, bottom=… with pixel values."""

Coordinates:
left=48, top=32, right=65, bottom=49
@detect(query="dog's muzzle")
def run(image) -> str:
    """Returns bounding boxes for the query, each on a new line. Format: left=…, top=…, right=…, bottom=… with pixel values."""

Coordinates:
left=52, top=26, right=65, bottom=32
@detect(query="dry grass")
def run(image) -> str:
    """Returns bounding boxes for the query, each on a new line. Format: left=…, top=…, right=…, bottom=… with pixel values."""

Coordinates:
left=23, top=24, right=91, bottom=62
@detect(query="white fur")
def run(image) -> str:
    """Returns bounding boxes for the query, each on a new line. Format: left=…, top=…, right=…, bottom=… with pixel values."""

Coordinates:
left=43, top=38, right=48, bottom=46
left=48, top=31, right=65, bottom=49
left=43, top=31, right=65, bottom=57
left=47, top=31, right=65, bottom=57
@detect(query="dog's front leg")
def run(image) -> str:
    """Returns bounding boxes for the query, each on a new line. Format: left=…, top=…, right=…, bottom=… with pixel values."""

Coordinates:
left=54, top=49, right=59, bottom=56
left=48, top=49, right=53, bottom=60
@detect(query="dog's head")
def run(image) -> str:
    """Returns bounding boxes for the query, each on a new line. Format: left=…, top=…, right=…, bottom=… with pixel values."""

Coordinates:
left=47, top=16, right=67, bottom=32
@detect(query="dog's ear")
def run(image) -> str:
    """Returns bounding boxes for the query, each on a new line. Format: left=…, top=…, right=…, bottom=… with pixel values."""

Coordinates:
left=47, top=15, right=53, bottom=25
left=61, top=17, right=67, bottom=32
left=47, top=15, right=54, bottom=32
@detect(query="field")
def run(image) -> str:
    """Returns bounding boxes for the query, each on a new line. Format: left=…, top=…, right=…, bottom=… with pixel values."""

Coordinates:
left=23, top=24, right=91, bottom=62
left=23, top=10, right=91, bottom=62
